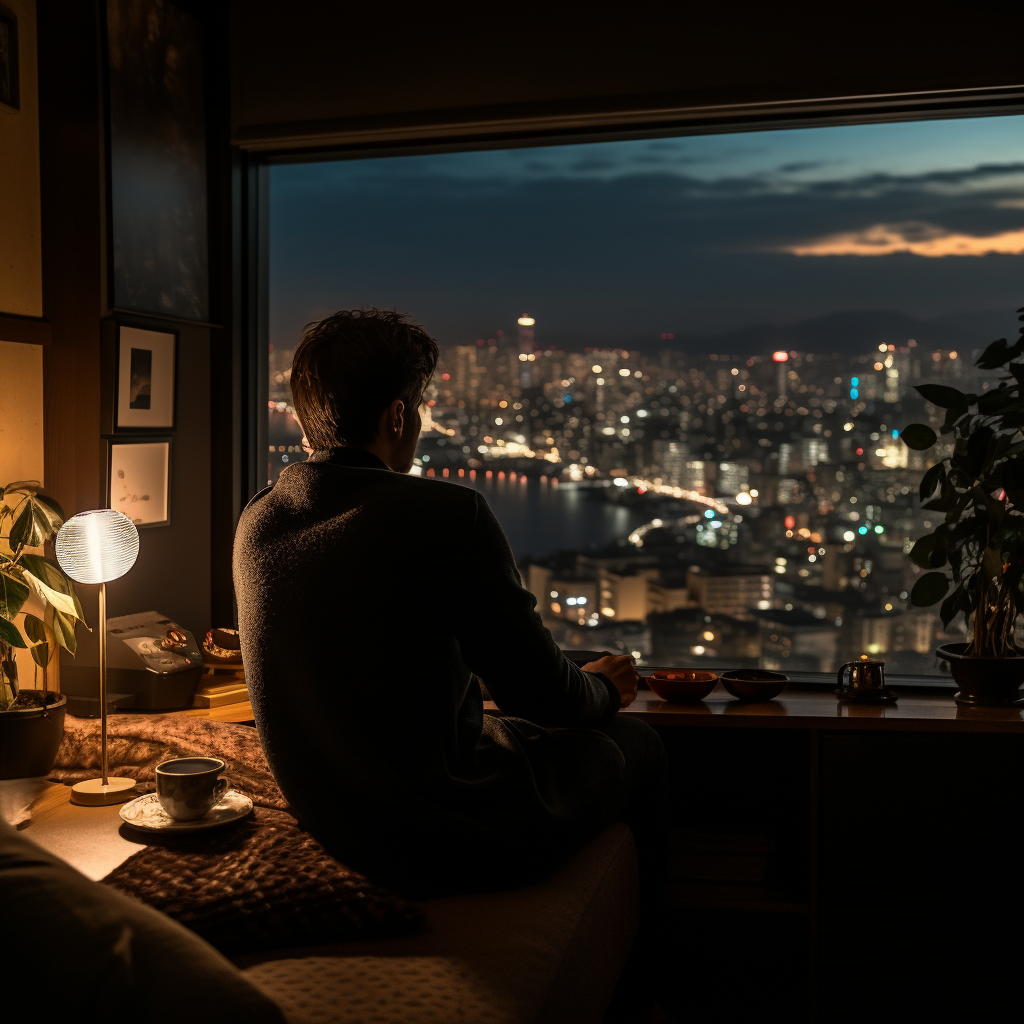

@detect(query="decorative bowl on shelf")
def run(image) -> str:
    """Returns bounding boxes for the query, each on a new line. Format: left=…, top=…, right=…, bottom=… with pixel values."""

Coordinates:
left=646, top=669, right=719, bottom=703
left=719, top=669, right=789, bottom=702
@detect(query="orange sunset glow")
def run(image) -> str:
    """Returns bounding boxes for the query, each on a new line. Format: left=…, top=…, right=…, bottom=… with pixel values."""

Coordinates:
left=784, top=222, right=1024, bottom=258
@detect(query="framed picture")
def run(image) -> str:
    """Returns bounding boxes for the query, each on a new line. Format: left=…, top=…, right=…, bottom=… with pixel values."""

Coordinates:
left=105, top=0, right=208, bottom=321
left=0, top=3, right=19, bottom=111
left=108, top=438, right=171, bottom=528
left=115, top=324, right=176, bottom=430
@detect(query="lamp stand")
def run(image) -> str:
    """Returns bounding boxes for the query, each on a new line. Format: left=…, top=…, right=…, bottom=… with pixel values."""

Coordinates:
left=70, top=581, right=136, bottom=806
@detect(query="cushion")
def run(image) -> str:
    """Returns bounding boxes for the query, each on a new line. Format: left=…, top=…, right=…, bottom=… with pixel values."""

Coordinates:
left=239, top=822, right=639, bottom=1024
left=0, top=817, right=285, bottom=1024
left=102, top=805, right=424, bottom=954
left=52, top=714, right=424, bottom=952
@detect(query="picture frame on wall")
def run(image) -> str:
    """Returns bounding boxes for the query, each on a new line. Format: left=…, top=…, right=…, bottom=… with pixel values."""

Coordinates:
left=105, top=0, right=208, bottom=322
left=0, top=2, right=20, bottom=111
left=108, top=438, right=171, bottom=528
left=115, top=324, right=176, bottom=430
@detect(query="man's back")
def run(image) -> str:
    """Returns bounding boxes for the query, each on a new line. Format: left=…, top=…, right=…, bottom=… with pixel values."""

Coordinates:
left=234, top=447, right=624, bottom=894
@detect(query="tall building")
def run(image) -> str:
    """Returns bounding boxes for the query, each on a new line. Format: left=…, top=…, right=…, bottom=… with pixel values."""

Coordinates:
left=651, top=439, right=687, bottom=486
left=718, top=461, right=749, bottom=496
left=773, top=350, right=789, bottom=398
left=517, top=314, right=536, bottom=352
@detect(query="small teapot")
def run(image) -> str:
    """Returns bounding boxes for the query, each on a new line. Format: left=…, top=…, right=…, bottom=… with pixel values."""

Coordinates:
left=836, top=658, right=897, bottom=704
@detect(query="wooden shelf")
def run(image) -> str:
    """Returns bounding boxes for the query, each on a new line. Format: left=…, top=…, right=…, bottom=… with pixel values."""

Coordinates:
left=176, top=700, right=254, bottom=723
left=483, top=684, right=1024, bottom=731
left=623, top=684, right=1024, bottom=733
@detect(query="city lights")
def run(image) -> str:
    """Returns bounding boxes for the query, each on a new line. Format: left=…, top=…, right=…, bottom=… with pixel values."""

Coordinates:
left=517, top=315, right=535, bottom=326
left=268, top=307, right=978, bottom=673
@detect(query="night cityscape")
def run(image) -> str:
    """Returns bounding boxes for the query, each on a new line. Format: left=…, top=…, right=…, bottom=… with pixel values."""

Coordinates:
left=269, top=319, right=992, bottom=674
left=267, top=113, right=1022, bottom=676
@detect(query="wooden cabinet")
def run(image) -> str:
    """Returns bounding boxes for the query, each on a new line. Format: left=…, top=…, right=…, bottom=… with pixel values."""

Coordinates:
left=621, top=687, right=1024, bottom=1022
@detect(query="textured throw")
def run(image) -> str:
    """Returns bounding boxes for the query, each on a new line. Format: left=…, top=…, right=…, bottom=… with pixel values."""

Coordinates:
left=50, top=715, right=424, bottom=953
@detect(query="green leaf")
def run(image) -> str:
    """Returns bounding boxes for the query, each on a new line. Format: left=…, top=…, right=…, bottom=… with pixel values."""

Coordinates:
left=23, top=612, right=47, bottom=644
left=940, top=588, right=964, bottom=628
left=0, top=615, right=26, bottom=648
left=9, top=501, right=51, bottom=550
left=910, top=572, right=950, bottom=607
left=915, top=384, right=969, bottom=409
left=901, top=424, right=937, bottom=451
left=29, top=495, right=65, bottom=535
left=0, top=571, right=29, bottom=620
left=46, top=605, right=77, bottom=656
left=22, top=570, right=80, bottom=620
left=0, top=480, right=40, bottom=497
left=977, top=387, right=1019, bottom=415
left=30, top=642, right=50, bottom=669
left=909, top=533, right=948, bottom=570
left=977, top=339, right=1011, bottom=369
left=33, top=494, right=66, bottom=528
left=962, top=425, right=995, bottom=478
left=940, top=404, right=969, bottom=434
left=919, top=463, right=946, bottom=502
left=922, top=490, right=954, bottom=512
left=19, top=555, right=84, bottom=619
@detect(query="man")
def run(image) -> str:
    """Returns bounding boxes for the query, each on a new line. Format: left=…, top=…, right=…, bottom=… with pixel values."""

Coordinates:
left=234, top=309, right=665, bottom=897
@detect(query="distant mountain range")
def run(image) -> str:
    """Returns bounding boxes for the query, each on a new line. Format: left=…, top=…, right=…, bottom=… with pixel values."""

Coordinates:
left=621, top=309, right=1018, bottom=357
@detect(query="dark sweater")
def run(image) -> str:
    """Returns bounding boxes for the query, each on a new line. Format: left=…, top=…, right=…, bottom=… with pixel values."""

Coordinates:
left=233, top=447, right=625, bottom=895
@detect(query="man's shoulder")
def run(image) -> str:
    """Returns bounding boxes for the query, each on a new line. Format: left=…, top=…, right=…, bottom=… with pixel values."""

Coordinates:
left=240, top=463, right=480, bottom=525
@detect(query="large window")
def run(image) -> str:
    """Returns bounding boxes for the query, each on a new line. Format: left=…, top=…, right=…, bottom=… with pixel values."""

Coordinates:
left=267, top=116, right=1024, bottom=673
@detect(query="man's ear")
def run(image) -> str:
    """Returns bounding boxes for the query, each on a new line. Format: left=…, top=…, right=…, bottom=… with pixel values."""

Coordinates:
left=389, top=399, right=405, bottom=438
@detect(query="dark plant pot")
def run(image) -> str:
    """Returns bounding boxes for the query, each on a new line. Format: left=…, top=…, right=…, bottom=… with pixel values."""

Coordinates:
left=936, top=644, right=1024, bottom=707
left=0, top=691, right=67, bottom=780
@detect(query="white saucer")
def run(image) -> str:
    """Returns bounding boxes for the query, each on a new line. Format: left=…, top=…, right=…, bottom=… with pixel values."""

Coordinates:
left=119, top=790, right=254, bottom=834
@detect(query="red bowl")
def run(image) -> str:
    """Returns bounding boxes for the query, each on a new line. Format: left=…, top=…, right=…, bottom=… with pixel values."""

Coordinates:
left=646, top=669, right=719, bottom=703
left=719, top=669, right=789, bottom=702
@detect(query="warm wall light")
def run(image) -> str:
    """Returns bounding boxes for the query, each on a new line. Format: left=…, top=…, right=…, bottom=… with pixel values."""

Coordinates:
left=55, top=510, right=140, bottom=806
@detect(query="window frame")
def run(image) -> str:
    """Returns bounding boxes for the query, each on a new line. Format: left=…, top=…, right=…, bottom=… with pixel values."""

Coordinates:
left=241, top=86, right=1024, bottom=686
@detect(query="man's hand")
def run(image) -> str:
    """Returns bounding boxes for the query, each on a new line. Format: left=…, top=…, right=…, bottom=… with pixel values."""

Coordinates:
left=580, top=654, right=640, bottom=708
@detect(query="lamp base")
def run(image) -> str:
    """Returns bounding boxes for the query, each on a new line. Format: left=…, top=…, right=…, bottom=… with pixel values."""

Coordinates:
left=69, top=776, right=137, bottom=806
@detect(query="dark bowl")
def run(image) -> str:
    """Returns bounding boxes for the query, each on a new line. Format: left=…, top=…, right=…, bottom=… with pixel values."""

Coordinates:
left=646, top=669, right=719, bottom=703
left=720, top=670, right=789, bottom=702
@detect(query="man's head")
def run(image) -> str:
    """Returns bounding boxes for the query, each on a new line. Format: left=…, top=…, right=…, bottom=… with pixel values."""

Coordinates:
left=290, top=309, right=439, bottom=473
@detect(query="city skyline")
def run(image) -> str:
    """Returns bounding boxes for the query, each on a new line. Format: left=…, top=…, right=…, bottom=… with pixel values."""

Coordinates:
left=267, top=114, right=1023, bottom=674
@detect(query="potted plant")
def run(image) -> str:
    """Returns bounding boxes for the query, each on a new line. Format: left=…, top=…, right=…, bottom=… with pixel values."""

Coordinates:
left=901, top=305, right=1024, bottom=706
left=0, top=481, right=87, bottom=778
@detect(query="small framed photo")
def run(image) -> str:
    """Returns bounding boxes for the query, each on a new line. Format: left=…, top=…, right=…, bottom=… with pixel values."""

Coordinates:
left=108, top=438, right=171, bottom=528
left=0, top=4, right=19, bottom=112
left=115, top=324, right=176, bottom=430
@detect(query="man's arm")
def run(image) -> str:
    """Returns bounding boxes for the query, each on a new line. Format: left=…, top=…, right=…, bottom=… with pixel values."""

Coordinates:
left=453, top=491, right=623, bottom=728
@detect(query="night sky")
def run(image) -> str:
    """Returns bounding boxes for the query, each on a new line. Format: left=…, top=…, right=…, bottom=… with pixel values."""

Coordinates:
left=270, top=115, right=1024, bottom=354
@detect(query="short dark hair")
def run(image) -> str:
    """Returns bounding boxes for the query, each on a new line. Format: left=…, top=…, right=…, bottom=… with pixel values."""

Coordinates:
left=290, top=309, right=439, bottom=449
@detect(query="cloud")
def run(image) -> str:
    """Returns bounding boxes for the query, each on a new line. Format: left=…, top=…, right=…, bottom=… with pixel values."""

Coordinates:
left=784, top=222, right=1024, bottom=257
left=779, top=161, right=828, bottom=173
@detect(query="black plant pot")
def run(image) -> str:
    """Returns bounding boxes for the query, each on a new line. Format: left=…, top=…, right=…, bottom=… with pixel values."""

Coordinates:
left=0, top=691, right=67, bottom=780
left=936, top=644, right=1024, bottom=707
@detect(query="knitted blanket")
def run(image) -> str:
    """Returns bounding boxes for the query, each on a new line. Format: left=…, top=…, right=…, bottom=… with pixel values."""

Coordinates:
left=50, top=715, right=423, bottom=953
